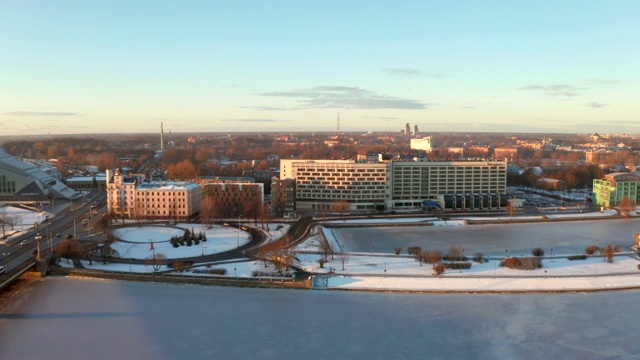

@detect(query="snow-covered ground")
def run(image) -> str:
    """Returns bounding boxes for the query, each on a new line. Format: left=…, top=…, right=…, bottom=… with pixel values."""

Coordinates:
left=0, top=205, right=51, bottom=242
left=293, top=222, right=640, bottom=292
left=110, top=224, right=251, bottom=259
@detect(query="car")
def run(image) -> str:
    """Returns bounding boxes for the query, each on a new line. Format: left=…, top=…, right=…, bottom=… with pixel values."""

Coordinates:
left=20, top=240, right=28, bottom=246
left=82, top=219, right=89, bottom=225
left=55, top=233, right=62, bottom=237
left=92, top=210, right=98, bottom=215
left=0, top=265, right=5, bottom=275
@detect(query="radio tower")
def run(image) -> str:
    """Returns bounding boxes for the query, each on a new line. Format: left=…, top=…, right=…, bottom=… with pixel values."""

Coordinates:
left=337, top=113, right=340, bottom=133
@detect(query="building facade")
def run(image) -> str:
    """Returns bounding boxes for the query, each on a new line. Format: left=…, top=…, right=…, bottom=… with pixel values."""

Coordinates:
left=593, top=172, right=640, bottom=208
left=280, top=159, right=508, bottom=212
left=201, top=182, right=264, bottom=217
left=410, top=136, right=433, bottom=152
left=280, top=159, right=387, bottom=212
left=270, top=177, right=296, bottom=217
left=106, top=169, right=201, bottom=220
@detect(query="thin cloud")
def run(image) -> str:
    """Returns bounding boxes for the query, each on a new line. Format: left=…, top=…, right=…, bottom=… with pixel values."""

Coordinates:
left=2, top=111, right=80, bottom=116
left=586, top=102, right=608, bottom=108
left=259, top=86, right=429, bottom=110
left=382, top=68, right=450, bottom=78
left=585, top=78, right=621, bottom=85
left=219, top=119, right=285, bottom=123
left=238, top=105, right=290, bottom=111
left=518, top=84, right=588, bottom=97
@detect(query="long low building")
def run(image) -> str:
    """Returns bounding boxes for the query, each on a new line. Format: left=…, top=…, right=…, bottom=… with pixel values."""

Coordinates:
left=279, top=158, right=508, bottom=213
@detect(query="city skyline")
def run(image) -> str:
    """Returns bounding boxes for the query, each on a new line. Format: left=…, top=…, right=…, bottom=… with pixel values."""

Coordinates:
left=1, top=1, right=638, bottom=136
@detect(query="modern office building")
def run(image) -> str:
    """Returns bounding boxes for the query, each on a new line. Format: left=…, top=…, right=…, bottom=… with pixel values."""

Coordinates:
left=106, top=169, right=201, bottom=220
left=280, top=158, right=508, bottom=212
left=593, top=172, right=640, bottom=208
left=280, top=159, right=388, bottom=212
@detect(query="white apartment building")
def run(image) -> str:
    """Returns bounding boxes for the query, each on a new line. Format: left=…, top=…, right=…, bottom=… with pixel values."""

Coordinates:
left=410, top=136, right=433, bottom=152
left=280, top=159, right=507, bottom=212
left=106, top=169, right=202, bottom=220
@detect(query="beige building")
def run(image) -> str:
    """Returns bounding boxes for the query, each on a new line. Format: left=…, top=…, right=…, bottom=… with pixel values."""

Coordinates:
left=106, top=169, right=201, bottom=220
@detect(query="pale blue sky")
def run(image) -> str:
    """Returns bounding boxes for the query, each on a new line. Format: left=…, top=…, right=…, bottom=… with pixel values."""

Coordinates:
left=1, top=0, right=638, bottom=136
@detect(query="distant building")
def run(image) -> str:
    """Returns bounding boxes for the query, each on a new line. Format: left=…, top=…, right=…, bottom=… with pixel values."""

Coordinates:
left=593, top=172, right=640, bottom=208
left=106, top=169, right=201, bottom=220
left=404, top=123, right=410, bottom=135
left=493, top=147, right=520, bottom=161
left=410, top=136, right=433, bottom=152
left=412, top=125, right=418, bottom=136
left=271, top=177, right=296, bottom=217
left=65, top=174, right=107, bottom=191
left=201, top=182, right=264, bottom=217
left=0, top=149, right=80, bottom=203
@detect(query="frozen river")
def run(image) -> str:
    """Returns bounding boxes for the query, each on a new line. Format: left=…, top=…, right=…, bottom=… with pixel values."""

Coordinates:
left=331, top=218, right=640, bottom=256
left=1, top=277, right=640, bottom=359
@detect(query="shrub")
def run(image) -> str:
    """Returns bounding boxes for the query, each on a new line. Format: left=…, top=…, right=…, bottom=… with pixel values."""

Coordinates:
left=585, top=245, right=599, bottom=255
left=500, top=257, right=521, bottom=269
left=317, top=258, right=326, bottom=268
left=425, top=249, right=442, bottom=264
left=444, top=262, right=472, bottom=270
left=637, top=264, right=640, bottom=270
left=192, top=268, right=227, bottom=275
left=394, top=247, right=402, bottom=255
left=433, top=263, right=445, bottom=275
left=532, top=247, right=545, bottom=257
left=407, top=246, right=421, bottom=255
left=567, top=255, right=587, bottom=261
left=447, top=245, right=464, bottom=261
left=168, top=261, right=193, bottom=272
left=472, top=252, right=486, bottom=263
left=613, top=245, right=622, bottom=253
left=520, top=257, right=542, bottom=270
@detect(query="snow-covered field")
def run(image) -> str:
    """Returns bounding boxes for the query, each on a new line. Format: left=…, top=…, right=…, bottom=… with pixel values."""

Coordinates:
left=111, top=224, right=251, bottom=259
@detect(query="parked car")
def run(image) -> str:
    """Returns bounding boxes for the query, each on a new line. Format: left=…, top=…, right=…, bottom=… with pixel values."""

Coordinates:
left=55, top=233, right=62, bottom=237
left=92, top=210, right=98, bottom=215
left=20, top=240, right=28, bottom=246
left=82, top=219, right=89, bottom=225
left=0, top=265, right=5, bottom=275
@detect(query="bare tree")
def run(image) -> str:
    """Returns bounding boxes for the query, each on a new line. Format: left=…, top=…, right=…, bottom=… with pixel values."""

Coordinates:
left=618, top=196, right=635, bottom=218
left=319, top=236, right=334, bottom=261
left=145, top=253, right=167, bottom=271
left=337, top=251, right=350, bottom=270
left=199, top=195, right=216, bottom=228
left=602, top=244, right=614, bottom=263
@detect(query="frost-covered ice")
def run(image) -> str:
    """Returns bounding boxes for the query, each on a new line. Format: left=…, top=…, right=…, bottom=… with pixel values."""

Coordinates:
left=1, top=277, right=640, bottom=359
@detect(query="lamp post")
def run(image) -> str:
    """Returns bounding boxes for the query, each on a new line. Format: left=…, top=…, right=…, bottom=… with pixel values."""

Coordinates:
left=35, top=232, right=42, bottom=261
left=2, top=252, right=10, bottom=271
left=237, top=214, right=242, bottom=248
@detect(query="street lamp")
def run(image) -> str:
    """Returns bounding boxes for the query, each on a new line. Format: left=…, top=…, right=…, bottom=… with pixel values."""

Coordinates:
left=35, top=232, right=42, bottom=261
left=2, top=252, right=10, bottom=270
left=237, top=214, right=242, bottom=248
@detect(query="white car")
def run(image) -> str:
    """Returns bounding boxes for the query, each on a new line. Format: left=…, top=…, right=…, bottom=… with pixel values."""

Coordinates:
left=20, top=240, right=28, bottom=246
left=0, top=265, right=5, bottom=275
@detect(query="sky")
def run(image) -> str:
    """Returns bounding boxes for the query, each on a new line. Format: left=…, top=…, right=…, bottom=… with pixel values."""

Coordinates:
left=1, top=0, right=638, bottom=136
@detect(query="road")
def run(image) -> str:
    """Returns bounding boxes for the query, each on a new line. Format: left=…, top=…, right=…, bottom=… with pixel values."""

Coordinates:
left=0, top=191, right=106, bottom=283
